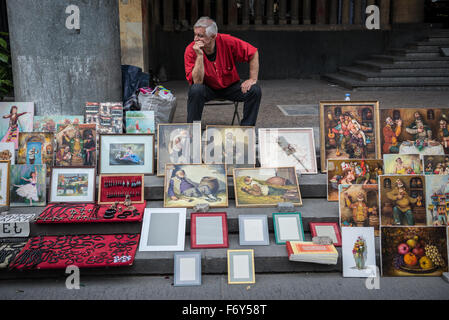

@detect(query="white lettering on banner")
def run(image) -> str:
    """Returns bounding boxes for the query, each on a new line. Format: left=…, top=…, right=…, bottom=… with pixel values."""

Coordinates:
left=205, top=128, right=224, bottom=164
left=65, top=5, right=80, bottom=30
left=65, top=265, right=80, bottom=290
left=365, top=5, right=380, bottom=30
left=365, top=266, right=380, bottom=289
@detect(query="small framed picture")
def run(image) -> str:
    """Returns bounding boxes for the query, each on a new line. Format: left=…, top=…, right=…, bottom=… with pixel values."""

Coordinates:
left=342, top=227, right=377, bottom=278
left=309, top=222, right=342, bottom=247
left=139, top=208, right=186, bottom=252
left=98, top=174, right=144, bottom=204
left=0, top=160, right=10, bottom=206
left=49, top=167, right=96, bottom=203
left=191, top=212, right=228, bottom=249
left=273, top=212, right=304, bottom=245
left=227, top=249, right=255, bottom=285
left=99, top=134, right=155, bottom=174
left=238, top=215, right=269, bottom=246
left=174, top=252, right=202, bottom=287
left=10, top=164, right=46, bottom=207
left=0, top=142, right=15, bottom=165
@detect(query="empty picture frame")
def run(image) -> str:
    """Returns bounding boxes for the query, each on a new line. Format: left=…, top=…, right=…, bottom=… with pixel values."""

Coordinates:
left=273, top=212, right=305, bottom=245
left=238, top=215, right=269, bottom=246
left=139, top=208, right=186, bottom=251
left=227, top=249, right=255, bottom=284
left=309, top=222, right=342, bottom=247
left=191, top=212, right=229, bottom=249
left=174, top=252, right=202, bottom=287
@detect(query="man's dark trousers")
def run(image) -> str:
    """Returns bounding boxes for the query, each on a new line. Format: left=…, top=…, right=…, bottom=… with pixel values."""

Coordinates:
left=187, top=81, right=262, bottom=126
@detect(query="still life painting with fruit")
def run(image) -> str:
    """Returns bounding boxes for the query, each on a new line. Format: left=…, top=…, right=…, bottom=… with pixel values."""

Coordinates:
left=381, top=226, right=448, bottom=276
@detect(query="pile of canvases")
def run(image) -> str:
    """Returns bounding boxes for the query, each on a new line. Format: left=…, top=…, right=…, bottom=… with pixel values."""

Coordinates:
left=0, top=100, right=448, bottom=283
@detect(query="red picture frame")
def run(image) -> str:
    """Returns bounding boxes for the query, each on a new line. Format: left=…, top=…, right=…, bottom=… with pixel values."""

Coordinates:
left=191, top=212, right=229, bottom=249
left=309, top=222, right=342, bottom=247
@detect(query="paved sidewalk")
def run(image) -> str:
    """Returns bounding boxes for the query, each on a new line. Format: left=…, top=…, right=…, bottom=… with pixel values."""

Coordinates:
left=0, top=273, right=447, bottom=300
left=167, top=79, right=449, bottom=128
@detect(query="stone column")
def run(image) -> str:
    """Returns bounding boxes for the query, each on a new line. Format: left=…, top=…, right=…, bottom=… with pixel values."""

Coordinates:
left=6, top=0, right=122, bottom=116
left=392, top=0, right=425, bottom=23
left=303, top=0, right=311, bottom=25
left=341, top=0, right=350, bottom=24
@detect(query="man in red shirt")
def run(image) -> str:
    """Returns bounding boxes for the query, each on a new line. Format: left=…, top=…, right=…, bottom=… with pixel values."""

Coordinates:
left=184, top=17, right=261, bottom=126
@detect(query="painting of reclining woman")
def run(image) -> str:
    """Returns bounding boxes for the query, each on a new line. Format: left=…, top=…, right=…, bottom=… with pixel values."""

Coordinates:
left=320, top=101, right=380, bottom=172
left=380, top=108, right=449, bottom=155
left=234, top=167, right=302, bottom=207
left=164, top=164, right=228, bottom=208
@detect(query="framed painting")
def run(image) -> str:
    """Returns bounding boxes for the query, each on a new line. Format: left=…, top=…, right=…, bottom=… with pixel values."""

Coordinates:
left=380, top=108, right=449, bottom=155
left=379, top=175, right=427, bottom=226
left=157, top=123, right=202, bottom=176
left=238, top=215, right=270, bottom=246
left=227, top=249, right=255, bottom=285
left=98, top=174, right=145, bottom=205
left=174, top=252, right=202, bottom=287
left=190, top=212, right=229, bottom=249
left=272, top=212, right=305, bottom=245
left=309, top=222, right=342, bottom=247
left=85, top=102, right=123, bottom=134
left=17, top=132, right=54, bottom=172
left=99, top=134, right=154, bottom=174
left=425, top=175, right=449, bottom=226
left=55, top=124, right=97, bottom=167
left=0, top=160, right=10, bottom=206
left=125, top=111, right=155, bottom=134
left=164, top=164, right=228, bottom=208
left=33, top=115, right=83, bottom=132
left=383, top=154, right=423, bottom=175
left=10, top=164, right=46, bottom=207
left=0, top=102, right=34, bottom=150
left=139, top=208, right=186, bottom=252
left=319, top=101, right=380, bottom=172
left=0, top=142, right=15, bottom=165
left=258, top=128, right=317, bottom=175
left=381, top=226, right=448, bottom=277
left=233, top=167, right=302, bottom=207
left=49, top=167, right=96, bottom=203
left=423, top=155, right=449, bottom=174
left=342, top=227, right=377, bottom=278
left=339, top=184, right=380, bottom=235
left=327, top=159, right=383, bottom=201
left=204, top=125, right=256, bottom=176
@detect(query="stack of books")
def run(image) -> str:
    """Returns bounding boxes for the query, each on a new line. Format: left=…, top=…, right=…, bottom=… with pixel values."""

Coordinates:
left=286, top=241, right=338, bottom=265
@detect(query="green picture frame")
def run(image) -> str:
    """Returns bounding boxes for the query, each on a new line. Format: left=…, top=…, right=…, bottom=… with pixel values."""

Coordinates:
left=272, top=212, right=305, bottom=245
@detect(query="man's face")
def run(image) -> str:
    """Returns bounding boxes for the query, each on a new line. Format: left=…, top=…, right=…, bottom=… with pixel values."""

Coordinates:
left=194, top=27, right=215, bottom=48
left=176, top=170, right=185, bottom=179
left=386, top=117, right=394, bottom=126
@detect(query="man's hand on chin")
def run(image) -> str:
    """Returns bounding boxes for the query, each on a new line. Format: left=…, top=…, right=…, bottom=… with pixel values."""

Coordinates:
left=241, top=79, right=257, bottom=94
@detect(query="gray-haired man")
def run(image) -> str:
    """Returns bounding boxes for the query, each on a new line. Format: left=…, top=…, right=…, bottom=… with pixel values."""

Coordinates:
left=184, top=17, right=261, bottom=125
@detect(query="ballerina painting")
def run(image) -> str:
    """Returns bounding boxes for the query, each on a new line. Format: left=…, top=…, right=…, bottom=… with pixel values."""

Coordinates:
left=0, top=103, right=34, bottom=150
left=10, top=164, right=46, bottom=207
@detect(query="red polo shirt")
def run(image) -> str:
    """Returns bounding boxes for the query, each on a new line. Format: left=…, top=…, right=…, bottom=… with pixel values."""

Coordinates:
left=184, top=33, right=258, bottom=90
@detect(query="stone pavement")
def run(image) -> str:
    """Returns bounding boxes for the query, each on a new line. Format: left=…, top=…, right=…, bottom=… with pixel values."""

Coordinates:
left=167, top=79, right=449, bottom=128
left=0, top=273, right=447, bottom=300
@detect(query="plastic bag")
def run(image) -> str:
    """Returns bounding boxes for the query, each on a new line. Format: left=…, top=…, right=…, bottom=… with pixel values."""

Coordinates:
left=138, top=86, right=177, bottom=126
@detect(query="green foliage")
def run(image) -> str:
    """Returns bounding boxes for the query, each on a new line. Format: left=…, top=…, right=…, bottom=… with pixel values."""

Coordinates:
left=0, top=32, right=13, bottom=99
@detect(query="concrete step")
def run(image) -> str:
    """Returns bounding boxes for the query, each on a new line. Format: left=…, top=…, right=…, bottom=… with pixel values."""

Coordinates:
left=322, top=73, right=449, bottom=91
left=9, top=199, right=339, bottom=236
left=389, top=48, right=441, bottom=58
left=370, top=54, right=449, bottom=63
left=404, top=45, right=442, bottom=53
left=339, top=66, right=449, bottom=82
left=427, top=36, right=449, bottom=43
left=355, top=59, right=449, bottom=71
left=0, top=232, right=383, bottom=279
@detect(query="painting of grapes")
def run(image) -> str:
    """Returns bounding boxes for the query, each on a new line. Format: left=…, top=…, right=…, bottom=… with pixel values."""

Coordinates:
left=381, top=226, right=448, bottom=276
